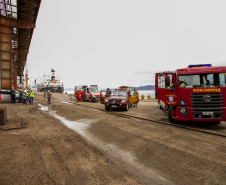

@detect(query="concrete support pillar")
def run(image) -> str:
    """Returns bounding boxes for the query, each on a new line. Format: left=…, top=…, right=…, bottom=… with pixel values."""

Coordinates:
left=0, top=24, right=13, bottom=90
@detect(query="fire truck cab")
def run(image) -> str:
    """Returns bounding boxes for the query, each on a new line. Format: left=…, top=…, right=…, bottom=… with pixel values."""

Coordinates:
left=75, top=85, right=100, bottom=102
left=155, top=64, right=226, bottom=124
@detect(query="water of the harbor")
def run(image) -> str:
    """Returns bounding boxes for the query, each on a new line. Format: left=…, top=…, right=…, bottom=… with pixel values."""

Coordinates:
left=64, top=89, right=156, bottom=99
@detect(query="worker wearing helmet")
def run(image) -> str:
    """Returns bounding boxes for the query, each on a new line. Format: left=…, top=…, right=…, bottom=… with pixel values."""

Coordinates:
left=26, top=90, right=30, bottom=104
left=29, top=90, right=35, bottom=105
left=22, top=90, right=27, bottom=105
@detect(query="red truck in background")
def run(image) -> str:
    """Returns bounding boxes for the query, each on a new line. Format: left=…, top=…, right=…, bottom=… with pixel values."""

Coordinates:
left=75, top=85, right=100, bottom=102
left=155, top=64, right=226, bottom=124
left=100, top=86, right=139, bottom=111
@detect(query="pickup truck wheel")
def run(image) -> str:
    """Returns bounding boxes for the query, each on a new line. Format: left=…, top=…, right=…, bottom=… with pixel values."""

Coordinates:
left=125, top=103, right=129, bottom=111
left=89, top=98, right=92, bottom=103
left=168, top=106, right=176, bottom=123
left=212, top=121, right=221, bottom=125
left=105, top=105, right=110, bottom=111
left=15, top=98, right=20, bottom=103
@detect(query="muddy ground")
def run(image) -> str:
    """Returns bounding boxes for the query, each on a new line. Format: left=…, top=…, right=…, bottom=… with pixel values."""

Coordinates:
left=0, top=92, right=226, bottom=185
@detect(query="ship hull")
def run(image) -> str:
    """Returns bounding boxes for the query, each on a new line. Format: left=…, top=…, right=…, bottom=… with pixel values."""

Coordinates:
left=38, top=86, right=64, bottom=93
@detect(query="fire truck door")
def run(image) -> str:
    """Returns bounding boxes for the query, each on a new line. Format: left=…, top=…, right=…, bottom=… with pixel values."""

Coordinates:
left=156, top=73, right=176, bottom=105
left=100, top=91, right=106, bottom=104
left=83, top=88, right=90, bottom=101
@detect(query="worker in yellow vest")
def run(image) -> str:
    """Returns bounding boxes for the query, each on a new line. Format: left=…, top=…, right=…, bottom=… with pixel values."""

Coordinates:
left=27, top=90, right=30, bottom=104
left=29, top=90, right=35, bottom=105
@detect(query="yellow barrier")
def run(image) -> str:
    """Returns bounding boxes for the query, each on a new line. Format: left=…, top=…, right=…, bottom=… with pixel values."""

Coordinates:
left=141, top=95, right=145, bottom=100
left=147, top=94, right=151, bottom=100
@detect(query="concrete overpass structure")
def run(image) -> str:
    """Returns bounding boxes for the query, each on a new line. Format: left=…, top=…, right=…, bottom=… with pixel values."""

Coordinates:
left=0, top=0, right=41, bottom=90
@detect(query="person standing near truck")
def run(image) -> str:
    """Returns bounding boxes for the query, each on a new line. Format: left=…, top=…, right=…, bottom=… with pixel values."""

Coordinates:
left=106, top=88, right=111, bottom=97
left=22, top=90, right=27, bottom=105
left=10, top=87, right=16, bottom=103
left=81, top=89, right=85, bottom=102
left=133, top=89, right=139, bottom=107
left=19, top=89, right=23, bottom=103
left=75, top=90, right=79, bottom=102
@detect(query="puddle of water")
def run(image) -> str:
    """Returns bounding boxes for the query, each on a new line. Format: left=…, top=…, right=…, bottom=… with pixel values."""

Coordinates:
left=38, top=103, right=96, bottom=137
left=59, top=100, right=72, bottom=104
left=38, top=104, right=49, bottom=111
left=50, top=113, right=97, bottom=137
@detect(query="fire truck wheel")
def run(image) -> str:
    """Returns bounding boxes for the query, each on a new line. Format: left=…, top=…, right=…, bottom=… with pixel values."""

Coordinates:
left=168, top=106, right=176, bottom=123
left=158, top=100, right=163, bottom=109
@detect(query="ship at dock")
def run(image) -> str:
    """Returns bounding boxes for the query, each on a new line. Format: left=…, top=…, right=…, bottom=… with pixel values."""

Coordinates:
left=35, top=69, right=64, bottom=93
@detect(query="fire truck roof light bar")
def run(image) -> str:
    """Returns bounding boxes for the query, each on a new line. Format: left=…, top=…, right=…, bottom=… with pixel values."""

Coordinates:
left=188, top=64, right=212, bottom=68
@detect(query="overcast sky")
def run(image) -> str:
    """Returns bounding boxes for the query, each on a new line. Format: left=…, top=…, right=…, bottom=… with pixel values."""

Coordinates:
left=27, top=0, right=226, bottom=89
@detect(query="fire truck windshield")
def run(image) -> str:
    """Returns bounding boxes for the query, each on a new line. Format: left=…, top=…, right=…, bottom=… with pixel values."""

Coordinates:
left=89, top=87, right=100, bottom=93
left=179, top=73, right=226, bottom=88
left=111, top=91, right=127, bottom=96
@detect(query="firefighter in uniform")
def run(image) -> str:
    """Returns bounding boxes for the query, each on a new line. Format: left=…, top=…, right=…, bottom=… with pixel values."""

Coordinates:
left=133, top=89, right=139, bottom=107
left=81, top=89, right=85, bottom=102
left=75, top=90, right=79, bottom=102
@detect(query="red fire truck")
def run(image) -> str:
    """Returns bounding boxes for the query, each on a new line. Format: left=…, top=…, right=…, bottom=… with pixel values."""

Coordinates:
left=74, top=85, right=100, bottom=102
left=155, top=64, right=226, bottom=124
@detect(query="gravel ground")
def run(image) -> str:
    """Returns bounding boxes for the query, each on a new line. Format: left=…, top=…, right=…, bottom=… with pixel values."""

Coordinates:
left=0, top=92, right=225, bottom=185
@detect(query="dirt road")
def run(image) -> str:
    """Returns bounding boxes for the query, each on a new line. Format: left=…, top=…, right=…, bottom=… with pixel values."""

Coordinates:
left=0, top=92, right=226, bottom=184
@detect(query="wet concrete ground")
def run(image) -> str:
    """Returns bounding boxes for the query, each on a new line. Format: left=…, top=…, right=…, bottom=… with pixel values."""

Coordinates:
left=0, top=92, right=226, bottom=184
